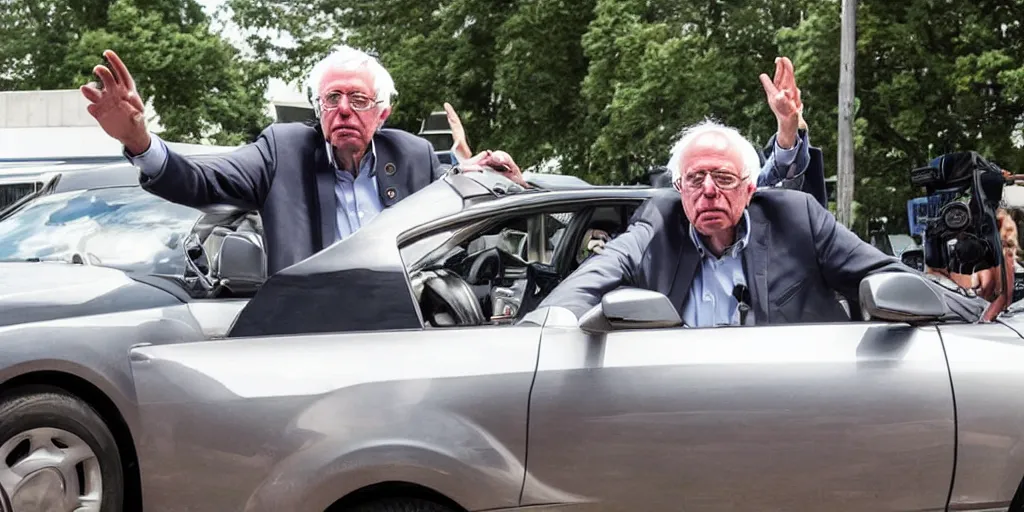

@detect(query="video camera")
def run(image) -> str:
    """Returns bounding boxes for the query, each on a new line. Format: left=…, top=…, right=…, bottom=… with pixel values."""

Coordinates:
left=910, top=151, right=1006, bottom=274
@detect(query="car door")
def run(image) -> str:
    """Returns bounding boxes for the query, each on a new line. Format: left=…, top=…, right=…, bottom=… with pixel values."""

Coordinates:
left=128, top=324, right=541, bottom=512
left=522, top=316, right=957, bottom=511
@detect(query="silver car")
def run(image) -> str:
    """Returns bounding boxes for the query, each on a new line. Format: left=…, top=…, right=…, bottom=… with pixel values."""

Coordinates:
left=2, top=167, right=1024, bottom=512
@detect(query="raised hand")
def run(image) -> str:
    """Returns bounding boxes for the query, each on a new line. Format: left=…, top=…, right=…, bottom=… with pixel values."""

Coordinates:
left=759, top=56, right=803, bottom=149
left=444, top=102, right=473, bottom=161
left=79, top=49, right=151, bottom=155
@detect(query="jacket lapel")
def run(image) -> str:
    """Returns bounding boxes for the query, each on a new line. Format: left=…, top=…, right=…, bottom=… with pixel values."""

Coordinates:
left=743, top=204, right=770, bottom=324
left=372, top=134, right=402, bottom=208
left=667, top=216, right=700, bottom=314
left=314, top=142, right=337, bottom=250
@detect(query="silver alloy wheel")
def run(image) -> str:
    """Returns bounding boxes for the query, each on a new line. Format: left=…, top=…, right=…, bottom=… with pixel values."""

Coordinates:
left=0, top=427, right=102, bottom=512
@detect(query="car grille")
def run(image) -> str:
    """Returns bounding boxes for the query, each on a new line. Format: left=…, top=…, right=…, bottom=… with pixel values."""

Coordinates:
left=0, top=182, right=42, bottom=211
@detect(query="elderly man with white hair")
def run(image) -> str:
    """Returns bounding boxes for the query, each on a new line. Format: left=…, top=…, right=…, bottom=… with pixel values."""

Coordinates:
left=538, top=119, right=1005, bottom=327
left=80, top=47, right=519, bottom=275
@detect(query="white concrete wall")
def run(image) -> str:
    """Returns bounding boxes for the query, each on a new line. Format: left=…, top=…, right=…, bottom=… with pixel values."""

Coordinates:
left=0, top=89, right=311, bottom=160
left=0, top=89, right=165, bottom=159
left=0, top=90, right=103, bottom=128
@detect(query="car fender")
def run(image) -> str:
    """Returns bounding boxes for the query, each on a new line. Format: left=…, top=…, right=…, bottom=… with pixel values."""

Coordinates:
left=244, top=408, right=528, bottom=512
left=0, top=304, right=207, bottom=435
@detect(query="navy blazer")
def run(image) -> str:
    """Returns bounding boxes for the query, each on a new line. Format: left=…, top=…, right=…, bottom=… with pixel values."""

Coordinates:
left=539, top=188, right=987, bottom=325
left=760, top=130, right=828, bottom=208
left=139, top=123, right=443, bottom=274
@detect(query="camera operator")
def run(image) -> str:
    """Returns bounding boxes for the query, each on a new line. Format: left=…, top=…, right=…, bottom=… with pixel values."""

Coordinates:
left=925, top=209, right=1015, bottom=321
left=916, top=153, right=1017, bottom=321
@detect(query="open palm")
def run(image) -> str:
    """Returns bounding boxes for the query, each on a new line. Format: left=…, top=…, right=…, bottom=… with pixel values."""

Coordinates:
left=79, top=50, right=150, bottom=154
left=759, top=57, right=803, bottom=125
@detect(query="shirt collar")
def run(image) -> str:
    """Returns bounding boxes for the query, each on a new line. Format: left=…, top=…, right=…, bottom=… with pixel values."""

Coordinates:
left=326, top=138, right=377, bottom=176
left=689, top=209, right=752, bottom=259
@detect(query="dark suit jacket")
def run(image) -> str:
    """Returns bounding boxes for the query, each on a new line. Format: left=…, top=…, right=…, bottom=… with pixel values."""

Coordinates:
left=139, top=123, right=443, bottom=274
left=761, top=130, right=828, bottom=208
left=539, top=188, right=986, bottom=325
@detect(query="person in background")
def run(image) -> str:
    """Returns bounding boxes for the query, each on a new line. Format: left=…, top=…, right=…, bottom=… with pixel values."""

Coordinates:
left=80, top=46, right=522, bottom=275
left=924, top=207, right=1018, bottom=316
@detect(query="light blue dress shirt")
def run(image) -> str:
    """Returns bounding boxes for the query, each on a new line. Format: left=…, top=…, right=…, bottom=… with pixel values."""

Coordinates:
left=681, top=210, right=753, bottom=328
left=757, top=134, right=810, bottom=187
left=324, top=141, right=383, bottom=241
left=126, top=133, right=385, bottom=243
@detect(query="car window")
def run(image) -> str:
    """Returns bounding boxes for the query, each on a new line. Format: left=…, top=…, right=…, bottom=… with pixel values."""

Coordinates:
left=572, top=205, right=639, bottom=266
left=399, top=206, right=582, bottom=328
left=0, top=186, right=202, bottom=276
left=520, top=212, right=573, bottom=264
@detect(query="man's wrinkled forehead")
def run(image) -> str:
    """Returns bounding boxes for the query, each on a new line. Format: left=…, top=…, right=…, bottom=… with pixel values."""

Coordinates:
left=680, top=132, right=744, bottom=174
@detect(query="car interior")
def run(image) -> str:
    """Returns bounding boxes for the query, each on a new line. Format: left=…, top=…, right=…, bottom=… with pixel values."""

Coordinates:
left=403, top=203, right=641, bottom=328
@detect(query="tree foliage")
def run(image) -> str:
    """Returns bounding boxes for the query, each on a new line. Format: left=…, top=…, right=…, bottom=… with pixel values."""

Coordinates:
left=1, top=0, right=271, bottom=145
left=9, top=0, right=1024, bottom=234
left=778, top=0, right=1024, bottom=232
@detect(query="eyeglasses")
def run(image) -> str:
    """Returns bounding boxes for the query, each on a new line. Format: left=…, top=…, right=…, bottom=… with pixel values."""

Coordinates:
left=319, top=91, right=382, bottom=112
left=674, top=170, right=748, bottom=191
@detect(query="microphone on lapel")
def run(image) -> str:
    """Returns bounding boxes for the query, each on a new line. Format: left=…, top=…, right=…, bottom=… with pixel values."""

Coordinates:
left=733, top=284, right=751, bottom=325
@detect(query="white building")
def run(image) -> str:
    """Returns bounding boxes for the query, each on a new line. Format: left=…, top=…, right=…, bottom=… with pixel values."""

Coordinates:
left=0, top=88, right=313, bottom=162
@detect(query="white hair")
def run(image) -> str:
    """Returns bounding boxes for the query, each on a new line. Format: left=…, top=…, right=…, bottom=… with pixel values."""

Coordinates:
left=667, top=119, right=762, bottom=184
left=305, top=45, right=398, bottom=111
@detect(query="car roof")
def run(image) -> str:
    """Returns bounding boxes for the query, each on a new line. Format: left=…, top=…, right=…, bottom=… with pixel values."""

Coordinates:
left=522, top=172, right=593, bottom=189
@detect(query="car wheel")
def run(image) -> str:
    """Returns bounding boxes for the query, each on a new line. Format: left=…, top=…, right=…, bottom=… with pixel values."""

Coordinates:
left=0, top=483, right=11, bottom=512
left=348, top=498, right=455, bottom=512
left=0, top=387, right=123, bottom=512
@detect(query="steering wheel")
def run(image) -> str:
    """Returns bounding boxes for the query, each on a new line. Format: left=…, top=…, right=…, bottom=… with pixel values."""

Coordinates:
left=466, top=247, right=505, bottom=285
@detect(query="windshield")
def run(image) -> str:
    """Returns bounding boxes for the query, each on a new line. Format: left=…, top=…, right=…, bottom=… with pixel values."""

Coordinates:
left=0, top=186, right=202, bottom=276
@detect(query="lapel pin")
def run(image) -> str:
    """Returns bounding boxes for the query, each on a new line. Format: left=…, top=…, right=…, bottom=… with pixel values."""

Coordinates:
left=384, top=162, right=396, bottom=175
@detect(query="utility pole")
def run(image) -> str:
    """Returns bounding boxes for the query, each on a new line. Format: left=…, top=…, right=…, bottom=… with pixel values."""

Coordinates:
left=837, top=0, right=857, bottom=227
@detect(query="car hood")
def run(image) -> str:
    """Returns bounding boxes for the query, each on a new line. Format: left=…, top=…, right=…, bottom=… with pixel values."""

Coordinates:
left=0, top=262, right=183, bottom=327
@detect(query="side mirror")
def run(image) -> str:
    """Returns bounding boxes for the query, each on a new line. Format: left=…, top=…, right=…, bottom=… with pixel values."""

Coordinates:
left=578, top=287, right=683, bottom=334
left=859, top=272, right=946, bottom=323
left=215, top=232, right=266, bottom=294
left=901, top=248, right=925, bottom=271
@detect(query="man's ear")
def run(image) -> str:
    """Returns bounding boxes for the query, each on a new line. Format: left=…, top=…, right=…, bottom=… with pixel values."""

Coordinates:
left=376, top=106, right=392, bottom=130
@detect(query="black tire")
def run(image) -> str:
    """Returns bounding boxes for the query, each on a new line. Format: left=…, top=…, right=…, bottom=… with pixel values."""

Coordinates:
left=348, top=498, right=456, bottom=512
left=1009, top=475, right=1024, bottom=512
left=0, top=386, right=123, bottom=512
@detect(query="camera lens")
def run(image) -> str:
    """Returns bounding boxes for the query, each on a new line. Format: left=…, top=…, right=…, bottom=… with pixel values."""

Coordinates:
left=941, top=202, right=971, bottom=230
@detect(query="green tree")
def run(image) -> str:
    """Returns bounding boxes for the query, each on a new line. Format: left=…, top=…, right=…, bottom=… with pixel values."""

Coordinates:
left=576, top=0, right=809, bottom=183
left=227, top=0, right=1024, bottom=236
left=779, top=0, right=1024, bottom=234
left=227, top=0, right=594, bottom=168
left=1, top=0, right=271, bottom=145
